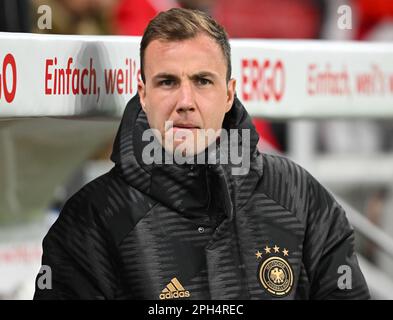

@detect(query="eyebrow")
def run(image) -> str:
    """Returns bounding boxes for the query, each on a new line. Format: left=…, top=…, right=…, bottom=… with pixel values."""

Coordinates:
left=191, top=71, right=218, bottom=79
left=152, top=71, right=218, bottom=81
left=152, top=73, right=178, bottom=80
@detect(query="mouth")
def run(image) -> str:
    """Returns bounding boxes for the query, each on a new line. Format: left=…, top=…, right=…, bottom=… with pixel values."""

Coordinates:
left=165, top=121, right=201, bottom=131
left=172, top=123, right=201, bottom=130
left=169, top=124, right=201, bottom=143
left=173, top=125, right=200, bottom=129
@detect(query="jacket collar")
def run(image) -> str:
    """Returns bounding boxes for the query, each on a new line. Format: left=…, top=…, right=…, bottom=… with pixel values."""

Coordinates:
left=110, top=94, right=263, bottom=222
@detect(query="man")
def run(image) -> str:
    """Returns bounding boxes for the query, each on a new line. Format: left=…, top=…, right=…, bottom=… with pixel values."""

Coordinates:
left=34, top=8, right=370, bottom=299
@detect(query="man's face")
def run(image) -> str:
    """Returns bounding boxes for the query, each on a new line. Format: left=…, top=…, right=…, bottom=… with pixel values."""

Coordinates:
left=138, top=33, right=236, bottom=156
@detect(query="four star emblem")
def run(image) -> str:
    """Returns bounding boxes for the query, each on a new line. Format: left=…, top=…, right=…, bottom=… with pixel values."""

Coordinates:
left=255, top=245, right=289, bottom=259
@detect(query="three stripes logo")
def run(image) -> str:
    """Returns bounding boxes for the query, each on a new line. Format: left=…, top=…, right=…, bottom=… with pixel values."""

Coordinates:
left=159, top=277, right=190, bottom=300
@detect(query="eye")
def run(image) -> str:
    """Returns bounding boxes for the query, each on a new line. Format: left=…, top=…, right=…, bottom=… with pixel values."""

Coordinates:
left=159, top=79, right=175, bottom=87
left=196, top=78, right=212, bottom=86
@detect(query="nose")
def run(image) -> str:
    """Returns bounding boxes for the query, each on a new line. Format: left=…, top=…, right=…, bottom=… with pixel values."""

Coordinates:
left=176, top=80, right=195, bottom=114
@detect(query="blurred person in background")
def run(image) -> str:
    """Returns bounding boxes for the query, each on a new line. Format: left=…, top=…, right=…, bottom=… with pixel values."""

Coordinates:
left=0, top=0, right=31, bottom=32
left=114, top=0, right=216, bottom=35
left=355, top=0, right=393, bottom=40
left=213, top=0, right=325, bottom=39
left=32, top=0, right=117, bottom=34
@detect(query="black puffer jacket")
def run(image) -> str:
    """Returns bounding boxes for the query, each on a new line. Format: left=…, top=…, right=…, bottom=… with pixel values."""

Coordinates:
left=34, top=94, right=370, bottom=300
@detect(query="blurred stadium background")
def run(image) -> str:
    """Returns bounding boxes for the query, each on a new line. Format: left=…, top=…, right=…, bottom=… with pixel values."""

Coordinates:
left=1, top=0, right=393, bottom=299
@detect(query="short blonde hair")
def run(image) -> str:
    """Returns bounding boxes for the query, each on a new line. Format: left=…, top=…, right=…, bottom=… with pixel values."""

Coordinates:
left=140, top=8, right=231, bottom=83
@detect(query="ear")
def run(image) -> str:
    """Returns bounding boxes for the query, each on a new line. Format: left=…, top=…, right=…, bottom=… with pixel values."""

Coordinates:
left=138, top=79, right=147, bottom=112
left=225, top=78, right=236, bottom=113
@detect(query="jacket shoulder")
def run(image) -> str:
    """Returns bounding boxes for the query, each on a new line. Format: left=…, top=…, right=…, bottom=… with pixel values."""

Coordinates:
left=260, top=153, right=311, bottom=224
left=261, top=153, right=346, bottom=226
left=55, top=166, right=155, bottom=247
left=36, top=167, right=154, bottom=299
left=261, top=154, right=369, bottom=299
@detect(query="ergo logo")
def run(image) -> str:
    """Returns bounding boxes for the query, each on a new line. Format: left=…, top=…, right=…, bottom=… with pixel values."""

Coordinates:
left=241, top=58, right=285, bottom=102
left=0, top=53, right=17, bottom=103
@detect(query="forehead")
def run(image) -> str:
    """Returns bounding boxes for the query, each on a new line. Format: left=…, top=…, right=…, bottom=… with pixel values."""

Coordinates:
left=143, top=34, right=227, bottom=78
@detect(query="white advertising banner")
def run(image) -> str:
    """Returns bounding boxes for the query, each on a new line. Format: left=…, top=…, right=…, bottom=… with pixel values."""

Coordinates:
left=0, top=32, right=393, bottom=119
left=231, top=40, right=393, bottom=119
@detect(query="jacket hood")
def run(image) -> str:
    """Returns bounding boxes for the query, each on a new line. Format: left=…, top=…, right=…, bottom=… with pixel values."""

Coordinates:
left=110, top=94, right=263, bottom=224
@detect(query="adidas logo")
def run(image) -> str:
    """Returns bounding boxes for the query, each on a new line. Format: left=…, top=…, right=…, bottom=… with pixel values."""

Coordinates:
left=159, top=277, right=190, bottom=300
